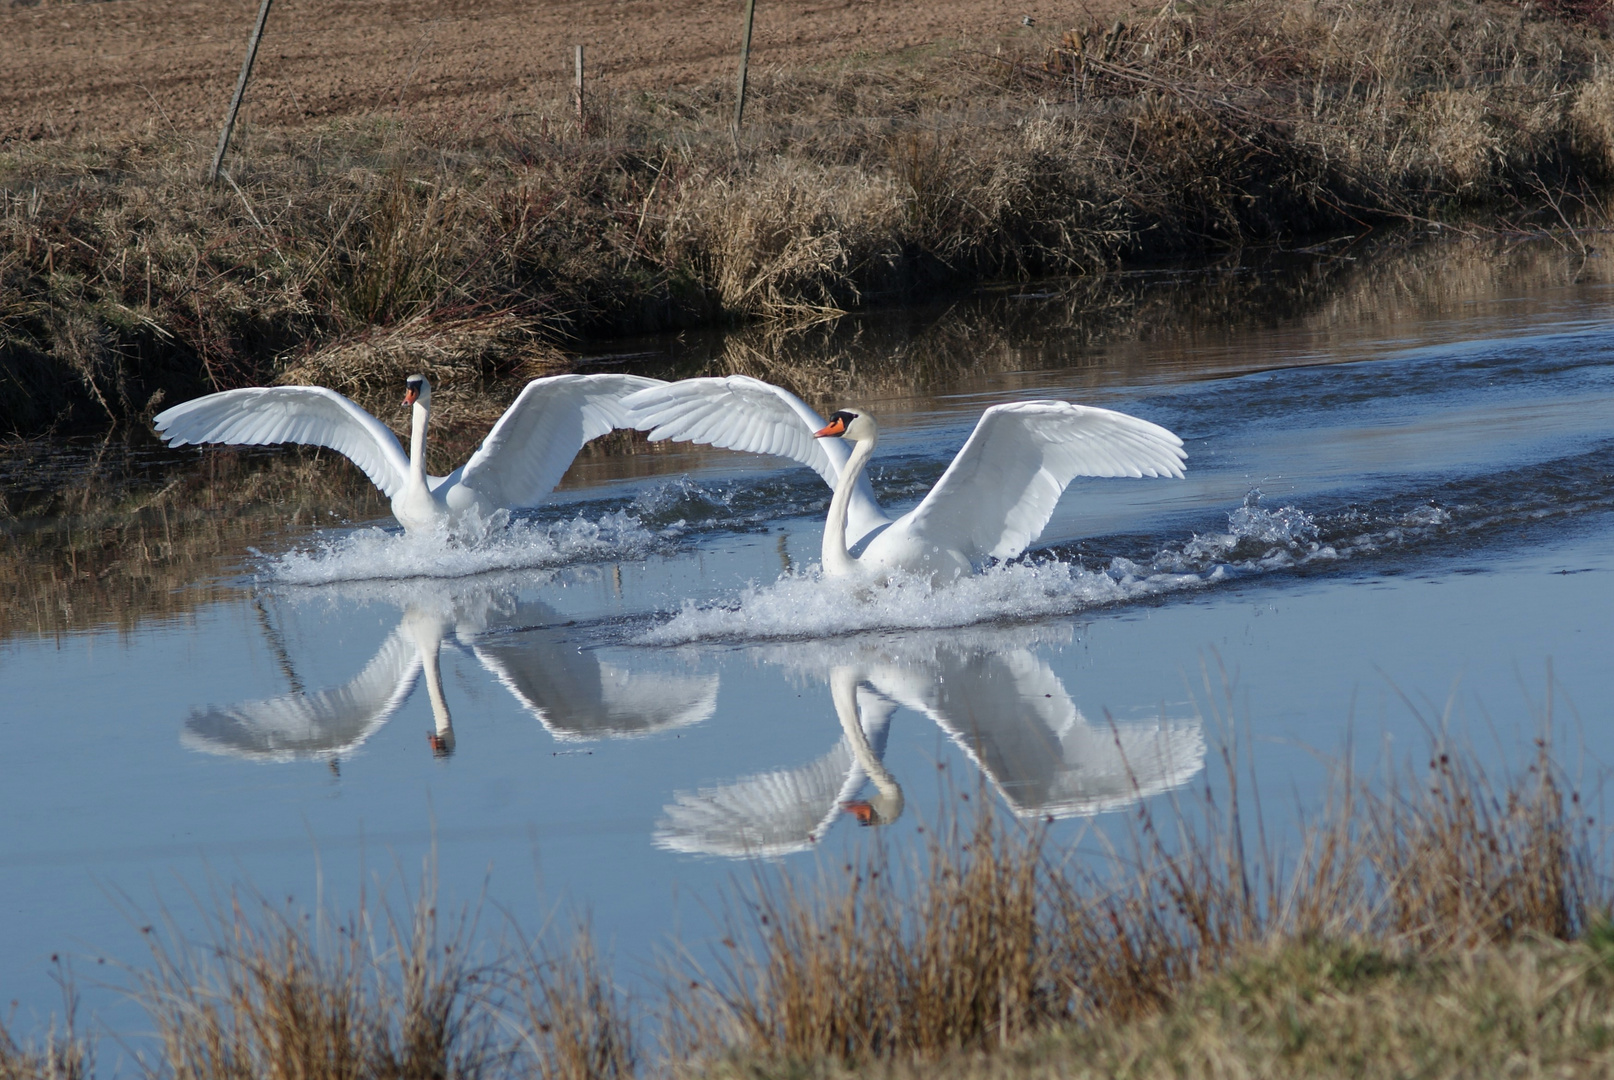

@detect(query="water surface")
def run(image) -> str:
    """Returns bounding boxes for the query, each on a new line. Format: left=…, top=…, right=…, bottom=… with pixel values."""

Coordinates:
left=2, top=236, right=1611, bottom=1037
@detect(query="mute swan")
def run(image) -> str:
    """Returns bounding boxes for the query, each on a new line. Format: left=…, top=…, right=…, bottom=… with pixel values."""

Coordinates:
left=624, top=376, right=1186, bottom=580
left=154, top=373, right=664, bottom=534
left=653, top=637, right=1206, bottom=858
left=182, top=585, right=720, bottom=762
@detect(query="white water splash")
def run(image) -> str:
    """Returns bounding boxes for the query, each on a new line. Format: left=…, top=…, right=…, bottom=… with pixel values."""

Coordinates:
left=262, top=511, right=665, bottom=585
left=637, top=559, right=1219, bottom=645
left=637, top=491, right=1381, bottom=644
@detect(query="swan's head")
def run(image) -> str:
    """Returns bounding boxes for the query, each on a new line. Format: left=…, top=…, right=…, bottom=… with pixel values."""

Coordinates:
left=841, top=788, right=904, bottom=827
left=813, top=409, right=876, bottom=442
left=403, top=374, right=431, bottom=409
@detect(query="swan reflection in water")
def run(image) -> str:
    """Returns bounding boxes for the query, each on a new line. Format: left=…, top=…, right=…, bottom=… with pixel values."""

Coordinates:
left=181, top=579, right=719, bottom=763
left=655, top=633, right=1205, bottom=858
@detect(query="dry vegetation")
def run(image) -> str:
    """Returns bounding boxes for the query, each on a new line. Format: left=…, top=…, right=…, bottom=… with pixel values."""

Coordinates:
left=3, top=0, right=1612, bottom=436
left=2, top=709, right=1610, bottom=1080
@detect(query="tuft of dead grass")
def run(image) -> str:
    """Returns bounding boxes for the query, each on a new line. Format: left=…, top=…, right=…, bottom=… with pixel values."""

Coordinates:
left=127, top=880, right=498, bottom=1080
left=0, top=967, right=89, bottom=1080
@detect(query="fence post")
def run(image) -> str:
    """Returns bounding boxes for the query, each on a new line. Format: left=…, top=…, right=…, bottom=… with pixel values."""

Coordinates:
left=574, top=45, right=586, bottom=131
left=733, top=0, right=756, bottom=131
left=210, top=0, right=274, bottom=183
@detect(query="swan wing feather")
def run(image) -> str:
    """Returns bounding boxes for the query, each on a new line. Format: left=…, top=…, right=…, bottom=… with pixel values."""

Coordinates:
left=455, top=374, right=665, bottom=509
left=180, top=628, right=422, bottom=760
left=623, top=375, right=891, bottom=537
left=154, top=386, right=410, bottom=498
left=625, top=376, right=846, bottom=482
left=904, top=401, right=1185, bottom=562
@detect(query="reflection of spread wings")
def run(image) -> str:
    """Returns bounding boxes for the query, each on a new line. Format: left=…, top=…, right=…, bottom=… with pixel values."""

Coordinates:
left=473, top=632, right=718, bottom=740
left=181, top=629, right=421, bottom=761
left=655, top=690, right=896, bottom=857
left=868, top=648, right=1203, bottom=818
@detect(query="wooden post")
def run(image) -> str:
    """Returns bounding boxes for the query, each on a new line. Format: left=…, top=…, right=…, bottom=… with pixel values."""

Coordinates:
left=210, top=0, right=274, bottom=183
left=573, top=45, right=585, bottom=131
left=733, top=0, right=756, bottom=131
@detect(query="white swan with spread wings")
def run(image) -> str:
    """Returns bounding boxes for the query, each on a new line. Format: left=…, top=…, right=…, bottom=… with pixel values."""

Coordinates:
left=625, top=376, right=1186, bottom=580
left=156, top=373, right=663, bottom=533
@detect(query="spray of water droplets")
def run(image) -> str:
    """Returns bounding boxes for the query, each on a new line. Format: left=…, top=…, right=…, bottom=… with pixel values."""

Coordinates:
left=262, top=511, right=668, bottom=585
left=639, top=491, right=1457, bottom=644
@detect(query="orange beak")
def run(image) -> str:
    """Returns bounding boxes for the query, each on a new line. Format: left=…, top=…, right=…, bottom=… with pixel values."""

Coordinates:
left=403, top=387, right=419, bottom=407
left=813, top=417, right=847, bottom=438
left=841, top=799, right=877, bottom=825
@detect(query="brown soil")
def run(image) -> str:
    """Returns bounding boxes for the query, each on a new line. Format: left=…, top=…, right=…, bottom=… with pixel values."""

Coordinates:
left=2, top=0, right=1116, bottom=141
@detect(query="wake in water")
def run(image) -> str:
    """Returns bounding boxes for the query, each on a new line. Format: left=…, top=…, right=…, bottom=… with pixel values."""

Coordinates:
left=638, top=491, right=1459, bottom=644
left=262, top=510, right=671, bottom=585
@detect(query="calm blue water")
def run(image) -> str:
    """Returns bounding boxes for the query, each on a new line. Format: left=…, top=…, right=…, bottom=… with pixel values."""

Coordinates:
left=2, top=244, right=1611, bottom=1043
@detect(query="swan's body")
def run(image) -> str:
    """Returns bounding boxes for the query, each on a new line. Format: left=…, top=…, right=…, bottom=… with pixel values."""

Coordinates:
left=625, top=376, right=1186, bottom=580
left=155, top=373, right=664, bottom=533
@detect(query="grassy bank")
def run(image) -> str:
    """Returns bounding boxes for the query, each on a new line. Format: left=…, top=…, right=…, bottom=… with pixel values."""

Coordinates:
left=1, top=709, right=1607, bottom=1080
left=3, top=0, right=1613, bottom=436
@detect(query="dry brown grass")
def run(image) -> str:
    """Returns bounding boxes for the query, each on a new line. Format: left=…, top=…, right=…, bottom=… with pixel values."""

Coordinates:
left=119, top=874, right=638, bottom=1080
left=0, top=968, right=89, bottom=1080
left=2, top=0, right=1610, bottom=436
left=667, top=699, right=1601, bottom=1072
left=126, top=874, right=495, bottom=1080
left=731, top=934, right=1614, bottom=1080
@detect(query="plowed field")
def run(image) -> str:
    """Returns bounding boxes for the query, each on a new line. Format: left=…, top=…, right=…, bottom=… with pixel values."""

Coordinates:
left=3, top=0, right=1075, bottom=141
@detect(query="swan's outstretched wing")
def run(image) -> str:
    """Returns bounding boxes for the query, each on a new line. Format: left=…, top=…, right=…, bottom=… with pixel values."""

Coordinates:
left=181, top=628, right=421, bottom=761
left=154, top=386, right=411, bottom=498
left=904, top=401, right=1185, bottom=562
left=474, top=633, right=718, bottom=739
left=624, top=376, right=892, bottom=541
left=654, top=688, right=897, bottom=858
left=452, top=374, right=665, bottom=510
left=868, top=648, right=1203, bottom=817
left=655, top=743, right=855, bottom=857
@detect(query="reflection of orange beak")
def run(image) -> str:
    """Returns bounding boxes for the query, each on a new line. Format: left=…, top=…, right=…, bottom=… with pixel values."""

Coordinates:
left=813, top=417, right=846, bottom=438
left=841, top=800, right=877, bottom=825
left=403, top=388, right=419, bottom=407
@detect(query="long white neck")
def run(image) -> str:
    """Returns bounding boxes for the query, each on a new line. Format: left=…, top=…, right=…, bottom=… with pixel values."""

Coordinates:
left=831, top=667, right=903, bottom=818
left=422, top=641, right=455, bottom=755
left=407, top=399, right=430, bottom=485
left=403, top=607, right=454, bottom=754
left=822, top=435, right=877, bottom=575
